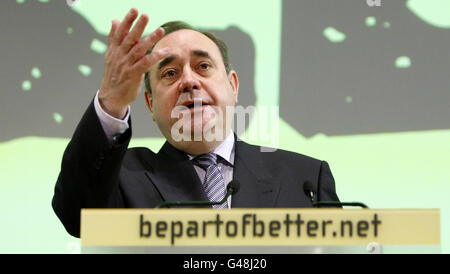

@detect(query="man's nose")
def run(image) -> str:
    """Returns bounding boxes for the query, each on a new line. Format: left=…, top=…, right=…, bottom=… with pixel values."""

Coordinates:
left=178, top=68, right=200, bottom=92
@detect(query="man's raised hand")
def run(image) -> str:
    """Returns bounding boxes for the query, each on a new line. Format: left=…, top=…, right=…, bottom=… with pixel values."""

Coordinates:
left=99, top=8, right=169, bottom=119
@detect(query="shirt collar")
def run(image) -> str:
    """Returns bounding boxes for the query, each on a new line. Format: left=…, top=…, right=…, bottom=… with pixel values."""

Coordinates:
left=187, top=131, right=235, bottom=166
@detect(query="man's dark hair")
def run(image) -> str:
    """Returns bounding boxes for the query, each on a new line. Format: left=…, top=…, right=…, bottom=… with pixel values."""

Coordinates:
left=144, top=21, right=231, bottom=94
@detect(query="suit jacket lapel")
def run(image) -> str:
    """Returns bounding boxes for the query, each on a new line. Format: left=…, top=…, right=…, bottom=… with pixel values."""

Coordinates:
left=144, top=139, right=279, bottom=207
left=145, top=142, right=208, bottom=204
left=231, top=139, right=279, bottom=207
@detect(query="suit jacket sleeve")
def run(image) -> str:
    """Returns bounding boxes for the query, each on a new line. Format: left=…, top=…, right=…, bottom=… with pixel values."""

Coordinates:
left=52, top=99, right=131, bottom=238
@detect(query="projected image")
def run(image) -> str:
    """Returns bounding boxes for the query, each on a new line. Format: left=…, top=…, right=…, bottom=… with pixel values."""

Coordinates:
left=280, top=0, right=450, bottom=137
left=0, top=0, right=255, bottom=141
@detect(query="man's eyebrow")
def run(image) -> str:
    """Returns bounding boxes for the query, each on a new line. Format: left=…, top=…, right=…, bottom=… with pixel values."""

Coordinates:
left=192, top=50, right=217, bottom=66
left=192, top=50, right=211, bottom=59
left=157, top=50, right=214, bottom=71
left=158, top=55, right=175, bottom=71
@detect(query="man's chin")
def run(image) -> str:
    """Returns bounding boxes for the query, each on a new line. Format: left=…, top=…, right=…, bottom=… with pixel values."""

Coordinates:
left=170, top=115, right=226, bottom=140
left=168, top=135, right=223, bottom=156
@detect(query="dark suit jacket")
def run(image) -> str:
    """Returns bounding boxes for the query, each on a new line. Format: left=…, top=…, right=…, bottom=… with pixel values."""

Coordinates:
left=52, top=100, right=340, bottom=238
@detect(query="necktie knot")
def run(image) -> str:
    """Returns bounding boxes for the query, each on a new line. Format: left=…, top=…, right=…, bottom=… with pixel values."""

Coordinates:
left=193, top=153, right=218, bottom=171
left=192, top=153, right=227, bottom=209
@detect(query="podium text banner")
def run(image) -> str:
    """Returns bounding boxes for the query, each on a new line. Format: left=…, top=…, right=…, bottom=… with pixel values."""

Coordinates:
left=81, top=208, right=440, bottom=247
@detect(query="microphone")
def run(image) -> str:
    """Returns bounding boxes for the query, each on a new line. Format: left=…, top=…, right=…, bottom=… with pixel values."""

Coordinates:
left=303, top=181, right=316, bottom=204
left=155, top=180, right=240, bottom=208
left=303, top=181, right=369, bottom=209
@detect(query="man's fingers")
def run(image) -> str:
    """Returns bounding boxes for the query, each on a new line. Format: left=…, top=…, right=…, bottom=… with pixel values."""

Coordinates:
left=121, top=13, right=149, bottom=53
left=133, top=47, right=170, bottom=74
left=108, top=20, right=120, bottom=46
left=151, top=27, right=165, bottom=42
left=127, top=27, right=165, bottom=64
left=113, top=8, right=139, bottom=46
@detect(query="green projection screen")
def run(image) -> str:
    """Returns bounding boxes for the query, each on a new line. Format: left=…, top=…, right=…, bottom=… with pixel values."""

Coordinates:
left=0, top=0, right=449, bottom=253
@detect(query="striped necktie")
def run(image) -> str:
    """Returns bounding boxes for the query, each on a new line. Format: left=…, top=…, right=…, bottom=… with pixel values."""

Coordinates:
left=194, top=153, right=228, bottom=209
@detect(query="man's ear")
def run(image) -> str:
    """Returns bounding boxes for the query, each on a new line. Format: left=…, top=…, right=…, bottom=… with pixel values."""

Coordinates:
left=228, top=70, right=239, bottom=104
left=144, top=91, right=155, bottom=121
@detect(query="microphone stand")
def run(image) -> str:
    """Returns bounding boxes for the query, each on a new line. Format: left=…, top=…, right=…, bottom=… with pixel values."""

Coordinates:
left=303, top=181, right=368, bottom=209
left=313, top=201, right=369, bottom=209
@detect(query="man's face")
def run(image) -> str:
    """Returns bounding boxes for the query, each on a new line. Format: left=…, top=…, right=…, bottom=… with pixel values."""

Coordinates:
left=146, top=29, right=239, bottom=154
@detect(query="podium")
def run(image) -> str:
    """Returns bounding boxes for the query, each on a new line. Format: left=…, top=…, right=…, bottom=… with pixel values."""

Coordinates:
left=80, top=208, right=440, bottom=254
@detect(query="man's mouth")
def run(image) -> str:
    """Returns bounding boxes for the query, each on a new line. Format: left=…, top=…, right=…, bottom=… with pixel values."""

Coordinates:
left=183, top=100, right=211, bottom=109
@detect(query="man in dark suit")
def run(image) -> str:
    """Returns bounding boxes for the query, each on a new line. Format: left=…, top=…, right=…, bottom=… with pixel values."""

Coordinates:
left=52, top=8, right=339, bottom=238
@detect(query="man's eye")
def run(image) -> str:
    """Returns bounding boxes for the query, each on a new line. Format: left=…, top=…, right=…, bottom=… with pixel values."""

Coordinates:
left=199, top=63, right=210, bottom=70
left=162, top=70, right=176, bottom=78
